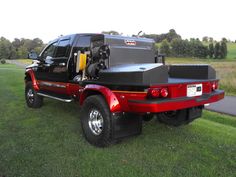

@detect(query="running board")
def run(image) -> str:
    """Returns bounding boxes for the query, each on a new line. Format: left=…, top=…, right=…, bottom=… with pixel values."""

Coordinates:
left=37, top=92, right=73, bottom=103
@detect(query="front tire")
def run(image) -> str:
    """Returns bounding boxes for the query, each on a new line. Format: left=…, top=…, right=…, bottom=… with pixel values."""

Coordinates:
left=25, top=81, right=43, bottom=108
left=80, top=95, right=114, bottom=147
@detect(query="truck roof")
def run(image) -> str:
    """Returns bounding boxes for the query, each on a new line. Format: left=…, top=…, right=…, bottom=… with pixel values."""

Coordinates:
left=50, top=33, right=155, bottom=44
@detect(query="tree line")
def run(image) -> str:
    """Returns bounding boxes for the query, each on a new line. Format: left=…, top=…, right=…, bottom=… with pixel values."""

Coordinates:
left=0, top=37, right=45, bottom=59
left=160, top=38, right=227, bottom=59
left=141, top=29, right=228, bottom=59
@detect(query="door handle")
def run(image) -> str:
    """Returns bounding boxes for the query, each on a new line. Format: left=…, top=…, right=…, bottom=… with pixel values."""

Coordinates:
left=59, top=63, right=66, bottom=66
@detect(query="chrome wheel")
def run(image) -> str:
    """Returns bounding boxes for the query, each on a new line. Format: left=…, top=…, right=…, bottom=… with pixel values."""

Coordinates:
left=27, top=88, right=34, bottom=103
left=88, top=109, right=104, bottom=135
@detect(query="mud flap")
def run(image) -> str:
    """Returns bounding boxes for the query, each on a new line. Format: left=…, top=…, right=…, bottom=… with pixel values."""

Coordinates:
left=187, top=106, right=203, bottom=122
left=111, top=113, right=142, bottom=140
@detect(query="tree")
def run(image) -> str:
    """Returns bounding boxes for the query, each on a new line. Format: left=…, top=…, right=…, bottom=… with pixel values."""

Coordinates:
left=209, top=37, right=214, bottom=43
left=202, top=36, right=208, bottom=42
left=208, top=43, right=214, bottom=58
left=166, top=29, right=181, bottom=42
left=214, top=42, right=221, bottom=59
left=16, top=46, right=28, bottom=58
left=160, top=39, right=170, bottom=56
left=197, top=45, right=209, bottom=58
left=0, top=37, right=12, bottom=59
left=220, top=41, right=227, bottom=59
left=31, top=38, right=44, bottom=50
left=170, top=38, right=186, bottom=57
left=191, top=39, right=208, bottom=58
left=12, top=38, right=21, bottom=50
left=222, top=37, right=227, bottom=43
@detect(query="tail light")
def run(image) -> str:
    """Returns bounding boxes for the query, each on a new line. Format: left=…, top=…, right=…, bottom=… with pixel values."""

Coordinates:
left=148, top=88, right=160, bottom=98
left=212, top=81, right=218, bottom=91
left=160, top=88, right=168, bottom=97
left=148, top=88, right=168, bottom=98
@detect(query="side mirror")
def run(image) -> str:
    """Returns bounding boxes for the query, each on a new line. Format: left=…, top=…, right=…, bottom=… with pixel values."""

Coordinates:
left=28, top=52, right=38, bottom=60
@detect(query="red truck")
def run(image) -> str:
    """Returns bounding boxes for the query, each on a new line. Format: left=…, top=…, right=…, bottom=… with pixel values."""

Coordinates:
left=25, top=34, right=224, bottom=147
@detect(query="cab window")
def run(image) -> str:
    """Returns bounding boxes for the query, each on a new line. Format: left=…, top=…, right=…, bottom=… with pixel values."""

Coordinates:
left=75, top=36, right=91, bottom=52
left=55, top=39, right=70, bottom=58
left=41, top=42, right=57, bottom=59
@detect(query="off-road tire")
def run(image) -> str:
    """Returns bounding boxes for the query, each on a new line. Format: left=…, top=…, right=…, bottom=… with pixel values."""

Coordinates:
left=25, top=81, right=43, bottom=108
left=80, top=95, right=114, bottom=147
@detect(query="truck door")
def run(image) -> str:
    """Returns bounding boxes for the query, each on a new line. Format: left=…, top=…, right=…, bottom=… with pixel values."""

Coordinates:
left=49, top=37, right=71, bottom=82
left=34, top=40, right=58, bottom=81
left=35, top=37, right=71, bottom=82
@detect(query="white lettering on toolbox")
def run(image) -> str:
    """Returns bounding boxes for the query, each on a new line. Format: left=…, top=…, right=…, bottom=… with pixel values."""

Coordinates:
left=124, top=40, right=136, bottom=46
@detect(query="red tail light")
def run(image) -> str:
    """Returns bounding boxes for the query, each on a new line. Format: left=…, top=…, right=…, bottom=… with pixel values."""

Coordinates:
left=212, top=81, right=218, bottom=91
left=148, top=88, right=160, bottom=98
left=148, top=88, right=168, bottom=98
left=160, top=88, right=168, bottom=97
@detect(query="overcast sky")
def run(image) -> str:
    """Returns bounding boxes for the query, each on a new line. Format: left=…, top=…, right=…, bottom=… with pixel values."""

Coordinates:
left=0, top=0, right=235, bottom=42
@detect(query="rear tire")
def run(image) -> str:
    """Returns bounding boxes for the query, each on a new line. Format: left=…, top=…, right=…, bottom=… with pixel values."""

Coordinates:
left=157, top=109, right=188, bottom=126
left=25, top=81, right=43, bottom=108
left=80, top=95, right=114, bottom=147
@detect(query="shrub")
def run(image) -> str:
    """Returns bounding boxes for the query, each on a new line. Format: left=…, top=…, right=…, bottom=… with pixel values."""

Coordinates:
left=1, top=59, right=6, bottom=64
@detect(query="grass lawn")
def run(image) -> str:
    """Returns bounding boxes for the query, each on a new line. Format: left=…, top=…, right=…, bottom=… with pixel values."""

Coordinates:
left=0, top=64, right=235, bottom=177
left=227, top=43, right=236, bottom=60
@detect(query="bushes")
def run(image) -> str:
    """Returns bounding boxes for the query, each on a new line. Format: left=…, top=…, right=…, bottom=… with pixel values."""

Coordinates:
left=1, top=59, right=6, bottom=64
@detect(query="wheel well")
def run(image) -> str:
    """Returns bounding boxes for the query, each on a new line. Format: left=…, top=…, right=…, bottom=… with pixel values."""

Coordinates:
left=80, top=86, right=121, bottom=112
left=84, top=90, right=103, bottom=98
left=25, top=73, right=32, bottom=82
left=80, top=90, right=104, bottom=105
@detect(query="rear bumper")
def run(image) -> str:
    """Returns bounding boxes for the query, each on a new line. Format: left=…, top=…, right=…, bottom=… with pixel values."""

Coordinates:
left=127, top=90, right=224, bottom=113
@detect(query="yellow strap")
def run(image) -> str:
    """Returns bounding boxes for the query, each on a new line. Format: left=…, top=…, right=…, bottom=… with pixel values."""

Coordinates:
left=76, top=53, right=87, bottom=72
left=79, top=54, right=87, bottom=71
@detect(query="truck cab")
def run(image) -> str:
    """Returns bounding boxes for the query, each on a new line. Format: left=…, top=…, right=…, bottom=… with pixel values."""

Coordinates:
left=25, top=33, right=224, bottom=147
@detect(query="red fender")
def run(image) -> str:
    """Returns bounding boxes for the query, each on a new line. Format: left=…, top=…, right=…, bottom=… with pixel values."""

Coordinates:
left=80, top=84, right=121, bottom=113
left=25, top=69, right=39, bottom=91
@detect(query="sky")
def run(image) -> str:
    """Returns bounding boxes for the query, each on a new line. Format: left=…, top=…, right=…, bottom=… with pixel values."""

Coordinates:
left=0, top=0, right=235, bottom=42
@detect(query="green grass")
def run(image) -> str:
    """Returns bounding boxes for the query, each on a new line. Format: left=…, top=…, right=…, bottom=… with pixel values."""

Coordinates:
left=0, top=64, right=236, bottom=177
left=227, top=42, right=236, bottom=60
